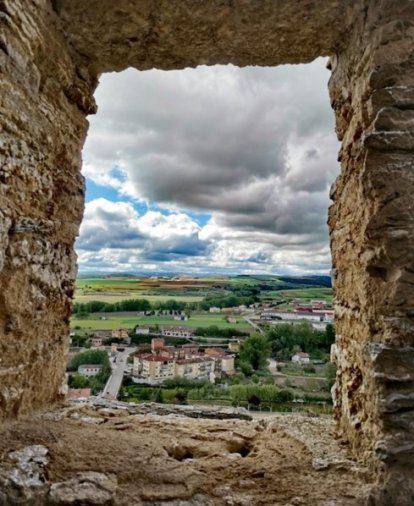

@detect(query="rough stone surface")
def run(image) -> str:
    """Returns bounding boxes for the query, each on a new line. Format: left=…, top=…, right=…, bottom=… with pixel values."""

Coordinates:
left=1, top=0, right=414, bottom=504
left=0, top=403, right=374, bottom=506
left=54, top=0, right=348, bottom=73
left=0, top=0, right=89, bottom=418
left=49, top=472, right=117, bottom=505
left=0, top=444, right=49, bottom=505
left=327, top=1, right=414, bottom=501
left=70, top=397, right=252, bottom=420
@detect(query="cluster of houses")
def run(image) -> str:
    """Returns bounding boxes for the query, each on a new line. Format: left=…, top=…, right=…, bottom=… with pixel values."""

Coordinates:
left=86, top=328, right=131, bottom=346
left=260, top=300, right=334, bottom=330
left=133, top=338, right=235, bottom=383
left=209, top=305, right=255, bottom=314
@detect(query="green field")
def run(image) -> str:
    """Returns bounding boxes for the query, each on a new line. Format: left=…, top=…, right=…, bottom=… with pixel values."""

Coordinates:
left=71, top=313, right=251, bottom=332
left=261, top=287, right=332, bottom=301
left=75, top=276, right=332, bottom=303
left=71, top=316, right=139, bottom=331
left=74, top=276, right=332, bottom=319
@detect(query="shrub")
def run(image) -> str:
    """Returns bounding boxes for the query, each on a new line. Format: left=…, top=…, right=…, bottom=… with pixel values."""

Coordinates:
left=153, top=389, right=164, bottom=403
left=275, top=389, right=294, bottom=402
left=174, top=389, right=188, bottom=403
left=303, top=365, right=316, bottom=374
left=248, top=394, right=261, bottom=406
left=239, top=361, right=253, bottom=377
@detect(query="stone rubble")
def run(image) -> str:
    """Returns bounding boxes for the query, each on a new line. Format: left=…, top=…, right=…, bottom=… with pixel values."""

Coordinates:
left=49, top=472, right=117, bottom=506
left=69, top=397, right=252, bottom=421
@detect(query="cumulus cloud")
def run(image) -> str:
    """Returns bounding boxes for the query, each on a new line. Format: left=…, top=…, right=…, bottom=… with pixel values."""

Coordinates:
left=77, top=198, right=208, bottom=265
left=78, top=60, right=339, bottom=274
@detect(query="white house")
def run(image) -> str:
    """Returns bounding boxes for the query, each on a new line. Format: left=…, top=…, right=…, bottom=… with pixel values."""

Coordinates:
left=291, top=352, right=310, bottom=365
left=160, top=326, right=193, bottom=338
left=91, top=336, right=103, bottom=348
left=135, top=326, right=150, bottom=335
left=261, top=310, right=323, bottom=322
left=209, top=307, right=221, bottom=313
left=78, top=364, right=103, bottom=377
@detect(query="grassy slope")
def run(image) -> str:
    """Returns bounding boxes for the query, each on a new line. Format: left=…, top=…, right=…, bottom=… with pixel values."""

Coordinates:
left=261, top=287, right=333, bottom=301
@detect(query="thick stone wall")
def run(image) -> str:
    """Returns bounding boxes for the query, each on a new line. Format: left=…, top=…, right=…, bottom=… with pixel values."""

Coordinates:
left=0, top=0, right=95, bottom=416
left=328, top=0, right=414, bottom=501
left=0, top=0, right=413, bottom=503
left=54, top=0, right=346, bottom=73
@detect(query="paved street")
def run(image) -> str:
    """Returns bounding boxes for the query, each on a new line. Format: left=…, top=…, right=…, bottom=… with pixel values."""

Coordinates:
left=268, top=358, right=278, bottom=373
left=101, top=346, right=136, bottom=400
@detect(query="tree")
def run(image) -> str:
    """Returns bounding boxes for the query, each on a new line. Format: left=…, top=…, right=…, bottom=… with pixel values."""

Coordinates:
left=303, top=364, right=316, bottom=374
left=324, top=323, right=336, bottom=348
left=153, top=389, right=164, bottom=403
left=248, top=394, right=261, bottom=407
left=69, top=373, right=89, bottom=389
left=175, top=389, right=188, bottom=403
left=266, top=321, right=334, bottom=358
left=325, top=362, right=337, bottom=389
left=239, top=361, right=253, bottom=377
left=275, top=389, right=294, bottom=402
left=239, top=334, right=271, bottom=371
left=71, top=334, right=88, bottom=347
left=70, top=349, right=109, bottom=372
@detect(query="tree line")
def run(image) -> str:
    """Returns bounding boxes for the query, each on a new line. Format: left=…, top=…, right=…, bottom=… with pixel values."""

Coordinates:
left=238, top=323, right=335, bottom=374
left=73, top=293, right=256, bottom=316
left=67, top=349, right=111, bottom=394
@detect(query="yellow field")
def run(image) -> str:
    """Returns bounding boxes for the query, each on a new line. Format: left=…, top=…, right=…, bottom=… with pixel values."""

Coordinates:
left=74, top=293, right=203, bottom=303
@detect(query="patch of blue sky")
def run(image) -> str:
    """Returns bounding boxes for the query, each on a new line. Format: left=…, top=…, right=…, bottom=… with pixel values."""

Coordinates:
left=146, top=205, right=211, bottom=226
left=186, top=211, right=211, bottom=226
left=85, top=177, right=149, bottom=214
left=85, top=178, right=123, bottom=203
left=85, top=176, right=212, bottom=226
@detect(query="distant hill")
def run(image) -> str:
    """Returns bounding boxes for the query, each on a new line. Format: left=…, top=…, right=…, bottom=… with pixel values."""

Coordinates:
left=234, top=274, right=331, bottom=288
left=277, top=275, right=332, bottom=288
left=77, top=272, right=332, bottom=289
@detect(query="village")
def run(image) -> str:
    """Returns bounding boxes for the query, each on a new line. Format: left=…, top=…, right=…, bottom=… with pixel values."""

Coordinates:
left=66, top=295, right=335, bottom=410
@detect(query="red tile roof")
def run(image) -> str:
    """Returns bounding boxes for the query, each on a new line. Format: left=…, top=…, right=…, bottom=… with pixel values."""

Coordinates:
left=68, top=388, right=91, bottom=398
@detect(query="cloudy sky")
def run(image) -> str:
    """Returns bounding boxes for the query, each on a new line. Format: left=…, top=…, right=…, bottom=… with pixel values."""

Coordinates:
left=77, top=58, right=339, bottom=276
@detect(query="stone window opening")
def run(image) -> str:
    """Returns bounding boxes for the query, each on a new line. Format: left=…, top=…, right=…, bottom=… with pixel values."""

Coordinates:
left=0, top=1, right=413, bottom=503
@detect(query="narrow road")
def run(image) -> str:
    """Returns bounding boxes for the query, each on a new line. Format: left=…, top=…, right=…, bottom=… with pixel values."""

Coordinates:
left=243, top=315, right=264, bottom=334
left=101, top=346, right=136, bottom=400
left=268, top=358, right=278, bottom=373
